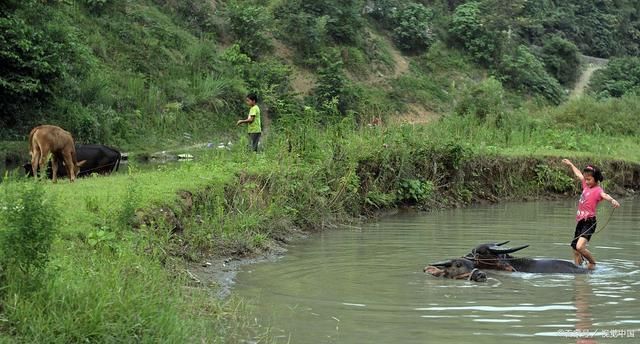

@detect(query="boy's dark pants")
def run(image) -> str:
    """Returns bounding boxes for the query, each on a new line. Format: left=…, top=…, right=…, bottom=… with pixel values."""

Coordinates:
left=249, top=133, right=261, bottom=152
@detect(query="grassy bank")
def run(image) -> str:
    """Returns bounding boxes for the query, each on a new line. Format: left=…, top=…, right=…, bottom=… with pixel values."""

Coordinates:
left=1, top=109, right=640, bottom=341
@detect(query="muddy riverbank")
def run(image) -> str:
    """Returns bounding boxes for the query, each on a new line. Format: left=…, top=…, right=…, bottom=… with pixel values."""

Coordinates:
left=156, top=155, right=640, bottom=298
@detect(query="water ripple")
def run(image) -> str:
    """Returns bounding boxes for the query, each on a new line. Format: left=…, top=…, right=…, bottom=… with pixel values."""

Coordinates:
left=235, top=199, right=640, bottom=344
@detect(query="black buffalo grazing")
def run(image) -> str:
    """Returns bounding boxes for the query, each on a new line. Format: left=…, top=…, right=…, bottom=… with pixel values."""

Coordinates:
left=24, top=144, right=122, bottom=179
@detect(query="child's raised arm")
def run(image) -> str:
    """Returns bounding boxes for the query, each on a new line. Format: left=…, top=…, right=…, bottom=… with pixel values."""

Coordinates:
left=561, top=159, right=584, bottom=181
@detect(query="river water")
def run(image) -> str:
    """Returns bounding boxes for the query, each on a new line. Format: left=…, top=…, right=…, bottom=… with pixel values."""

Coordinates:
left=235, top=199, right=640, bottom=343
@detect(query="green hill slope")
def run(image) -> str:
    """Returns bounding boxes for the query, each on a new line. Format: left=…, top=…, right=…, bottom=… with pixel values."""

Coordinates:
left=1, top=0, right=639, bottom=149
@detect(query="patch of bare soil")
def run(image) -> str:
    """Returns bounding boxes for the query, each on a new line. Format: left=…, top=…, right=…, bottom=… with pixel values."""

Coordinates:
left=272, top=39, right=316, bottom=96
left=272, top=34, right=437, bottom=125
left=362, top=31, right=410, bottom=85
left=388, top=40, right=410, bottom=77
left=390, top=104, right=440, bottom=125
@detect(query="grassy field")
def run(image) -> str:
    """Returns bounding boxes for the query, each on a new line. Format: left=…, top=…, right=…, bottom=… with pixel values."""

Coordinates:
left=2, top=100, right=640, bottom=342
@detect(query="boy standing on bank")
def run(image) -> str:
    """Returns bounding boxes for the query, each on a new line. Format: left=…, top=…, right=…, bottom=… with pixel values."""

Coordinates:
left=562, top=159, right=620, bottom=270
left=236, top=93, right=261, bottom=152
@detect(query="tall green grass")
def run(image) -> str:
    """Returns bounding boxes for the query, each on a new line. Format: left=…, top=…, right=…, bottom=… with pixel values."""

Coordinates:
left=0, top=168, right=276, bottom=342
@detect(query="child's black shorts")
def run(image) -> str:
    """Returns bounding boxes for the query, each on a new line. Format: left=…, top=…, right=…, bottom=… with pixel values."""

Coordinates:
left=571, top=217, right=596, bottom=249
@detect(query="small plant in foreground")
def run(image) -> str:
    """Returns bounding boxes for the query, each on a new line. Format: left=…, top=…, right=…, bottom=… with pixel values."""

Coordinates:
left=0, top=180, right=58, bottom=292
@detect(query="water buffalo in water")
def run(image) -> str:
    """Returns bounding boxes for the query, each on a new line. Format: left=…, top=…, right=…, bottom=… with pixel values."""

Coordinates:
left=424, top=258, right=487, bottom=282
left=464, top=241, right=589, bottom=274
left=29, top=125, right=85, bottom=182
left=24, top=144, right=121, bottom=179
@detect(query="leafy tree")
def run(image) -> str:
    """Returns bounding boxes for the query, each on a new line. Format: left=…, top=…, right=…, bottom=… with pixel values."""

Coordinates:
left=569, top=1, right=618, bottom=57
left=540, top=35, right=581, bottom=86
left=366, top=0, right=400, bottom=27
left=525, top=0, right=639, bottom=58
left=313, top=52, right=356, bottom=116
left=613, top=1, right=640, bottom=56
left=274, top=0, right=364, bottom=58
left=225, top=1, right=272, bottom=59
left=391, top=3, right=434, bottom=53
left=449, top=1, right=506, bottom=66
left=0, top=2, right=89, bottom=129
left=498, top=45, right=565, bottom=104
left=273, top=0, right=328, bottom=61
left=82, top=0, right=113, bottom=14
left=298, top=0, right=365, bottom=44
left=153, top=0, right=216, bottom=34
left=589, top=57, right=640, bottom=98
left=479, top=0, right=530, bottom=40
left=455, top=77, right=506, bottom=121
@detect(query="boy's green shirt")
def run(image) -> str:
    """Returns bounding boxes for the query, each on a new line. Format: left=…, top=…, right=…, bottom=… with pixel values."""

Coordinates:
left=247, top=105, right=261, bottom=133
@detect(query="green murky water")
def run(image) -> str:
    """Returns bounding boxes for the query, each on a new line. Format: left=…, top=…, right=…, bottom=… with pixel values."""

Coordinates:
left=235, top=199, right=640, bottom=343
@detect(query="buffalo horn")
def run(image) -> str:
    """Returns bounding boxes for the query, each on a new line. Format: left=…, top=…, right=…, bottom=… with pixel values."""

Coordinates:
left=488, top=244, right=529, bottom=254
left=430, top=260, right=453, bottom=267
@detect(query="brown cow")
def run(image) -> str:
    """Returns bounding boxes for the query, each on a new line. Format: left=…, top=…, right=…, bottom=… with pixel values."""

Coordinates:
left=29, top=125, right=85, bottom=182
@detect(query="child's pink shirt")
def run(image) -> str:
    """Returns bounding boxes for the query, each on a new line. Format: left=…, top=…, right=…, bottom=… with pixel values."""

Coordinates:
left=576, top=180, right=603, bottom=221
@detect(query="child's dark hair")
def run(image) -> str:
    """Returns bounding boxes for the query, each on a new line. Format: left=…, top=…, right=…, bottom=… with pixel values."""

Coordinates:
left=583, top=165, right=604, bottom=183
left=246, top=93, right=258, bottom=102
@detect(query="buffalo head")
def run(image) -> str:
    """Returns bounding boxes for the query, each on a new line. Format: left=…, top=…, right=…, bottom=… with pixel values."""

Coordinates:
left=424, top=258, right=487, bottom=282
left=464, top=241, right=529, bottom=271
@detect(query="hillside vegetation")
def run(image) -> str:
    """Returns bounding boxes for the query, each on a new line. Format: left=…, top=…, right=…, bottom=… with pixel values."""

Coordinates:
left=2, top=0, right=639, bottom=149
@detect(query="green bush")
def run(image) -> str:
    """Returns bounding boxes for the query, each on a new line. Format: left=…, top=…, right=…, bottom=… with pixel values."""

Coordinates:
left=391, top=3, right=434, bottom=53
left=153, top=0, right=217, bottom=34
left=540, top=35, right=581, bottom=86
left=449, top=1, right=505, bottom=66
left=364, top=189, right=396, bottom=209
left=273, top=0, right=327, bottom=62
left=551, top=95, right=640, bottom=136
left=498, top=45, right=565, bottom=104
left=82, top=0, right=112, bottom=13
left=366, top=0, right=400, bottom=27
left=368, top=1, right=434, bottom=53
left=313, top=52, right=356, bottom=116
left=534, top=163, right=574, bottom=193
left=398, top=179, right=433, bottom=204
left=555, top=2, right=620, bottom=58
left=589, top=57, right=640, bottom=98
left=0, top=3, right=89, bottom=128
left=274, top=0, right=364, bottom=61
left=455, top=77, right=506, bottom=122
left=0, top=180, right=58, bottom=291
left=301, top=1, right=364, bottom=44
left=224, top=1, right=273, bottom=59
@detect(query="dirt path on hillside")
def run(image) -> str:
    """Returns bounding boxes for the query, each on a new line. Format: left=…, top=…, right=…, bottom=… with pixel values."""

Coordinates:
left=571, top=55, right=609, bottom=98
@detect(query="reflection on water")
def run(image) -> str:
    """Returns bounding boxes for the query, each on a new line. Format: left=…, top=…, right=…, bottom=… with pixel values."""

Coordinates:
left=0, top=160, right=21, bottom=179
left=575, top=276, right=596, bottom=344
left=235, top=200, right=640, bottom=343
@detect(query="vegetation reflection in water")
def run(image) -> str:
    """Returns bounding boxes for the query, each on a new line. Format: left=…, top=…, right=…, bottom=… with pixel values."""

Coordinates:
left=235, top=199, right=640, bottom=344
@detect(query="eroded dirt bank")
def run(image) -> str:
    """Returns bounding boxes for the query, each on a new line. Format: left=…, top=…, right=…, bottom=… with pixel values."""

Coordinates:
left=141, top=155, right=640, bottom=295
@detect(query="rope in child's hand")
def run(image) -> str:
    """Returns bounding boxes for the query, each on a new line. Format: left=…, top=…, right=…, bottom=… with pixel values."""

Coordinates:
left=570, top=206, right=617, bottom=242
